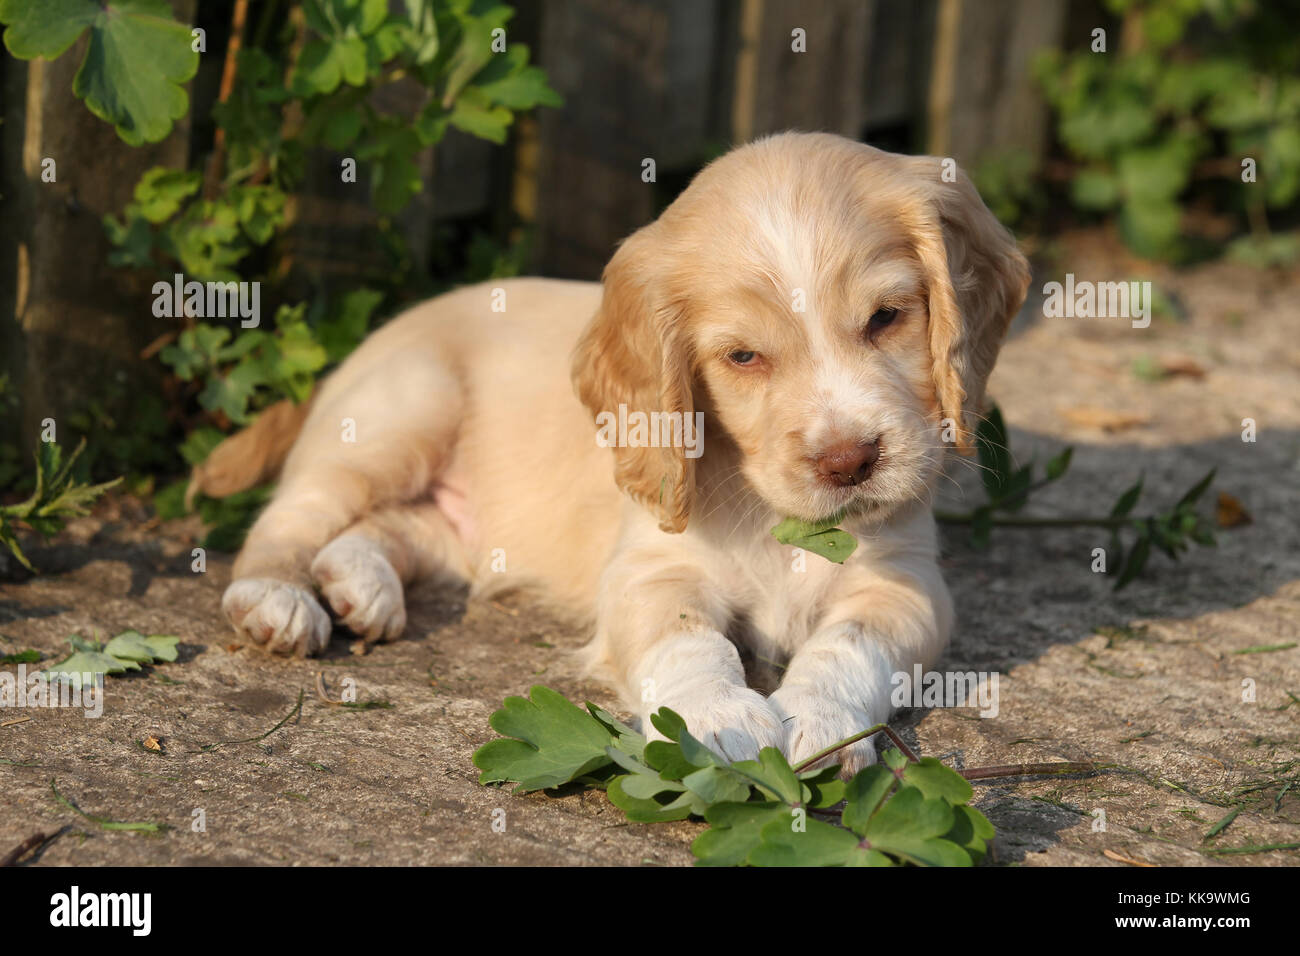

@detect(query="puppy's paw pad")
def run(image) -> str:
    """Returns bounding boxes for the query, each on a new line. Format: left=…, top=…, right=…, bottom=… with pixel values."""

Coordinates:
left=222, top=578, right=332, bottom=657
left=769, top=687, right=880, bottom=775
left=310, top=535, right=406, bottom=644
left=645, top=683, right=785, bottom=763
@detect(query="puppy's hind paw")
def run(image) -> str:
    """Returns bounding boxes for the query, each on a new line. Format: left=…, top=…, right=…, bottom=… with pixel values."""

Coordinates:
left=223, top=578, right=332, bottom=657
left=310, top=534, right=406, bottom=645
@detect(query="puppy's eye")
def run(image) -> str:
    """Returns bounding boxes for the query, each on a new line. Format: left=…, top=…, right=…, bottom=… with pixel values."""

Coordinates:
left=728, top=350, right=759, bottom=367
left=867, top=307, right=900, bottom=333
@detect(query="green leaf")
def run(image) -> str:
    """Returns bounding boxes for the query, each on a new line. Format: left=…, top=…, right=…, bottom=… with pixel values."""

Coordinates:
left=606, top=775, right=697, bottom=822
left=692, top=801, right=791, bottom=867
left=0, top=0, right=199, bottom=145
left=1044, top=447, right=1073, bottom=481
left=447, top=86, right=513, bottom=143
left=841, top=764, right=897, bottom=833
left=1175, top=468, right=1216, bottom=510
left=103, top=630, right=179, bottom=663
left=945, top=803, right=995, bottom=863
left=41, top=648, right=134, bottom=690
left=770, top=512, right=858, bottom=563
left=1110, top=476, right=1144, bottom=518
left=860, top=787, right=969, bottom=867
left=587, top=702, right=646, bottom=759
left=472, top=685, right=616, bottom=792
left=975, top=404, right=1012, bottom=498
left=728, top=746, right=804, bottom=805
left=902, top=757, right=973, bottom=804
left=680, top=765, right=753, bottom=805
left=1114, top=529, right=1151, bottom=590
left=750, top=816, right=891, bottom=867
left=131, top=167, right=201, bottom=223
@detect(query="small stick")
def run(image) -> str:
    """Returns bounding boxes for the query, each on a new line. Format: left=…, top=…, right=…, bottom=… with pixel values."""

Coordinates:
left=960, top=761, right=1109, bottom=781
left=1, top=831, right=52, bottom=866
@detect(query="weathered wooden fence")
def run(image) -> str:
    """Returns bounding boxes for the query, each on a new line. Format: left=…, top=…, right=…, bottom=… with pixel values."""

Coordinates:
left=1, top=0, right=1079, bottom=443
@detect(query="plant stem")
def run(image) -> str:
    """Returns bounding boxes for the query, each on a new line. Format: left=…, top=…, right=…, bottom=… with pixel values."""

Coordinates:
left=791, top=724, right=887, bottom=773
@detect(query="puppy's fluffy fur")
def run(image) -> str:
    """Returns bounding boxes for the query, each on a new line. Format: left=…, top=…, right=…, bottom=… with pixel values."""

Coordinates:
left=212, top=132, right=1029, bottom=771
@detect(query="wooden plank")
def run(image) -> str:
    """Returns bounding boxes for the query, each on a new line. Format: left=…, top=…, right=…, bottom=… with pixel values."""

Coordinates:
left=927, top=0, right=1068, bottom=165
left=532, top=0, right=723, bottom=278
left=732, top=0, right=873, bottom=140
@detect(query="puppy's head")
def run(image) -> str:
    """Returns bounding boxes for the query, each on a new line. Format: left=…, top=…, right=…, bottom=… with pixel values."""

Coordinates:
left=573, top=132, right=1029, bottom=532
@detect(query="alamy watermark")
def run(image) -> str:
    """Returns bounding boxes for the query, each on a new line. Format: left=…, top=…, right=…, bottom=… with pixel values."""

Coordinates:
left=891, top=665, right=1000, bottom=718
left=152, top=273, right=260, bottom=328
left=595, top=404, right=704, bottom=459
left=1042, top=273, right=1151, bottom=328
left=0, top=665, right=104, bottom=718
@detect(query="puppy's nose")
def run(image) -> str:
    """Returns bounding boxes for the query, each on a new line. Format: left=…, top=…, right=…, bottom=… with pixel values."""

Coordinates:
left=815, top=440, right=879, bottom=486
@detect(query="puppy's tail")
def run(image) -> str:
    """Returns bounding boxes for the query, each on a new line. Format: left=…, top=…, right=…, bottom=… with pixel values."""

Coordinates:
left=186, top=395, right=314, bottom=507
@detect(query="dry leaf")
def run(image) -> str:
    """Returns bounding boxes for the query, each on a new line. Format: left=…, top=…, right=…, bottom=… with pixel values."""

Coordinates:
left=1103, top=848, right=1156, bottom=867
left=142, top=734, right=163, bottom=752
left=1216, top=491, right=1252, bottom=528
left=1061, top=407, right=1151, bottom=432
left=1160, top=356, right=1207, bottom=379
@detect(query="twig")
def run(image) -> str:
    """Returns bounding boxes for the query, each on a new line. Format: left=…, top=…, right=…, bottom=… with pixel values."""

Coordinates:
left=960, top=761, right=1111, bottom=781
left=203, top=0, right=250, bottom=200
left=1, top=830, right=61, bottom=866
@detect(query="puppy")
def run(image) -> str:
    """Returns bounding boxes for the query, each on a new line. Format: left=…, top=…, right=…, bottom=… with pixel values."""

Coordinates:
left=209, top=132, right=1029, bottom=772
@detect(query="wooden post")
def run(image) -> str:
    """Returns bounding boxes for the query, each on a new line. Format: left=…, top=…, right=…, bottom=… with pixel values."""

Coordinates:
left=0, top=3, right=196, bottom=452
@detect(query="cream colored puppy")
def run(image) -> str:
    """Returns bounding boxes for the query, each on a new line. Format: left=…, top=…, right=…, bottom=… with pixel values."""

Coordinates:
left=207, top=132, right=1029, bottom=772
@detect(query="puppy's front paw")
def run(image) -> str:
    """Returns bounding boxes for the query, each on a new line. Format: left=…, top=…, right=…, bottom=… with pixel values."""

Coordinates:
left=310, top=535, right=407, bottom=644
left=223, top=578, right=332, bottom=657
left=645, top=683, right=785, bottom=763
left=769, top=685, right=880, bottom=775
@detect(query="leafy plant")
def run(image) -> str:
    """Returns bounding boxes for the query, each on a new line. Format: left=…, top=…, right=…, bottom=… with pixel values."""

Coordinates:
left=1036, top=0, right=1300, bottom=261
left=936, top=405, right=1218, bottom=589
left=0, top=440, right=121, bottom=572
left=0, top=0, right=561, bottom=494
left=473, top=685, right=995, bottom=867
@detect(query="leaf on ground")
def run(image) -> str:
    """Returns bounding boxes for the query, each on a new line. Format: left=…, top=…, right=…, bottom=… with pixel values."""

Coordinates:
left=42, top=647, right=135, bottom=689
left=1061, top=407, right=1151, bottom=432
left=1215, top=491, right=1252, bottom=528
left=751, top=816, right=894, bottom=867
left=103, top=630, right=180, bottom=663
left=472, top=685, right=616, bottom=792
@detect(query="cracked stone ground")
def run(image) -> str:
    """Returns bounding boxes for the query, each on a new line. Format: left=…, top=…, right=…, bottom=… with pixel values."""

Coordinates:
left=2, top=232, right=1297, bottom=866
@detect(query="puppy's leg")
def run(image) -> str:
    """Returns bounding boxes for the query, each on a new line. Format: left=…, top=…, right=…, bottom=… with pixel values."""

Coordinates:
left=769, top=564, right=953, bottom=774
left=310, top=502, right=468, bottom=646
left=224, top=363, right=462, bottom=656
left=586, top=550, right=784, bottom=763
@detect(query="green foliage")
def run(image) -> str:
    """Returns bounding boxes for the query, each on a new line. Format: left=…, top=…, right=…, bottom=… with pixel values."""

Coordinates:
left=942, top=404, right=1217, bottom=589
left=1036, top=0, right=1300, bottom=261
left=40, top=629, right=179, bottom=690
left=69, top=0, right=560, bottom=490
left=473, top=685, right=993, bottom=867
left=0, top=0, right=199, bottom=145
left=0, top=440, right=121, bottom=572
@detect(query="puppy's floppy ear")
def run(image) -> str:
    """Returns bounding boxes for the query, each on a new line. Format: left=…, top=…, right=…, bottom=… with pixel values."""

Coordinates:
left=904, top=159, right=1030, bottom=452
left=572, top=226, right=695, bottom=532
